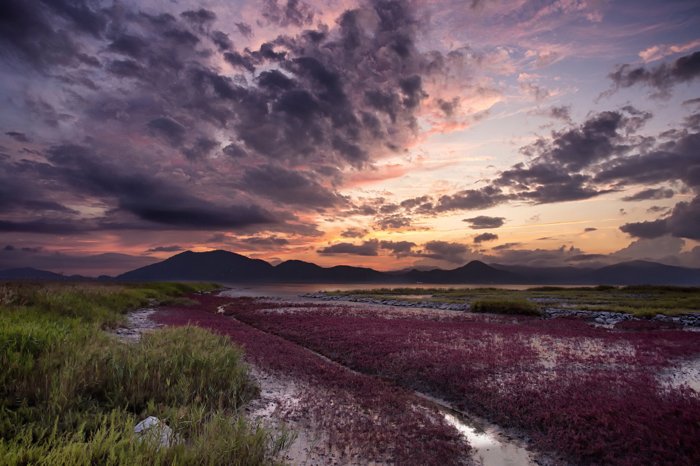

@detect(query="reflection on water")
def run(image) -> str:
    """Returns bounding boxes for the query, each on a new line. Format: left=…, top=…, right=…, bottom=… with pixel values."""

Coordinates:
left=219, top=283, right=592, bottom=298
left=444, top=413, right=535, bottom=466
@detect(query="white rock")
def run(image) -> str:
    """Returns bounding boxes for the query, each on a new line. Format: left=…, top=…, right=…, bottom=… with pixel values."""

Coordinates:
left=134, top=416, right=174, bottom=448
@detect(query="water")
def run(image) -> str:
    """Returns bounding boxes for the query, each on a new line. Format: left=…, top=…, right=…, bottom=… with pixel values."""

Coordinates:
left=444, top=413, right=535, bottom=466
left=219, top=283, right=592, bottom=298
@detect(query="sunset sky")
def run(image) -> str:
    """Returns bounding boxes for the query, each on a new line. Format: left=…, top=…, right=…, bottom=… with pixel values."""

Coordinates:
left=1, top=0, right=699, bottom=275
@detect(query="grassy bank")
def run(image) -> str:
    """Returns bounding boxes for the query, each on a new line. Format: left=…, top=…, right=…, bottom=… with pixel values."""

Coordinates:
left=325, top=285, right=700, bottom=317
left=0, top=282, right=288, bottom=465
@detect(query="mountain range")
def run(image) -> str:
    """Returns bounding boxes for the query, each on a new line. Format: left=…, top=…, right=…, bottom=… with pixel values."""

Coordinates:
left=2, top=249, right=700, bottom=285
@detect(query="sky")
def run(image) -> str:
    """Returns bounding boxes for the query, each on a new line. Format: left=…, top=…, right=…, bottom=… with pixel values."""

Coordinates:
left=1, top=0, right=699, bottom=276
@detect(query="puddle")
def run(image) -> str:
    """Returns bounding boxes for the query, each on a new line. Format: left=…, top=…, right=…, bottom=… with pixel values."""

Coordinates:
left=661, top=357, right=700, bottom=393
left=444, top=413, right=535, bottom=466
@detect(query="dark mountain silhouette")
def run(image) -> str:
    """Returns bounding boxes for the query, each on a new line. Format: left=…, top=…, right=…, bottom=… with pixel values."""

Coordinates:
left=490, top=264, right=595, bottom=284
left=117, top=251, right=523, bottom=284
left=0, top=267, right=72, bottom=280
left=118, top=250, right=274, bottom=281
left=582, top=260, right=700, bottom=286
left=8, top=249, right=700, bottom=286
left=403, top=260, right=524, bottom=284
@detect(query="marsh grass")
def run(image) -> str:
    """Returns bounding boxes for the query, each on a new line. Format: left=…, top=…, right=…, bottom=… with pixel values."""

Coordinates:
left=0, top=282, right=287, bottom=466
left=470, top=298, right=541, bottom=316
left=327, top=285, right=700, bottom=317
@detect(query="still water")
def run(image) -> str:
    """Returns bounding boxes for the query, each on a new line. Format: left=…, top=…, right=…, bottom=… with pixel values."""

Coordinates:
left=219, top=283, right=591, bottom=298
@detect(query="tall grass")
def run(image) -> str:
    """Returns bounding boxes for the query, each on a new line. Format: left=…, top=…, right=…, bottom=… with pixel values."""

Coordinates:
left=0, top=282, right=287, bottom=465
left=470, top=298, right=541, bottom=316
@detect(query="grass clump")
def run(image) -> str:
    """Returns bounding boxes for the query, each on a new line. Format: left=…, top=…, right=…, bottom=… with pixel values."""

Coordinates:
left=0, top=282, right=287, bottom=465
left=470, top=298, right=541, bottom=316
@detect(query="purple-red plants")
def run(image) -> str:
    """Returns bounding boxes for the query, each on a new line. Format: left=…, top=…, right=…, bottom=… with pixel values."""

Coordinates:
left=153, top=295, right=469, bottom=465
left=226, top=298, right=700, bottom=466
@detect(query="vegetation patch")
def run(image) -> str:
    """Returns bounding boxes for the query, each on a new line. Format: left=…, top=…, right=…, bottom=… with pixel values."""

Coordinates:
left=470, top=298, right=541, bottom=316
left=0, top=282, right=286, bottom=466
left=225, top=297, right=700, bottom=465
left=323, top=285, right=700, bottom=317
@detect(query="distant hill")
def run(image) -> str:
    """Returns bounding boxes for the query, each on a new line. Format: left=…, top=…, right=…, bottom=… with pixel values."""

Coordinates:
left=117, top=250, right=274, bottom=281
left=403, top=260, right=523, bottom=284
left=0, top=267, right=71, bottom=281
left=6, top=249, right=687, bottom=286
left=583, top=260, right=700, bottom=286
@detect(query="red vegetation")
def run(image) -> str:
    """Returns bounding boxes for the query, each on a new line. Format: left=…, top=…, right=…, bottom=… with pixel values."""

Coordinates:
left=153, top=295, right=469, bottom=465
left=222, top=298, right=700, bottom=466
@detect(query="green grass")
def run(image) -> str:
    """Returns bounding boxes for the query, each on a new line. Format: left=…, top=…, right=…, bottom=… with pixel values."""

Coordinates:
left=470, top=298, right=542, bottom=316
left=324, top=285, right=700, bottom=317
left=0, top=282, right=288, bottom=465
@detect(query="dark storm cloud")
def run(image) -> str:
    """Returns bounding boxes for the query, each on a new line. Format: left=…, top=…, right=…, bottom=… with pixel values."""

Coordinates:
left=262, top=0, right=315, bottom=27
left=340, top=227, right=368, bottom=238
left=243, top=235, right=289, bottom=246
left=224, top=51, right=256, bottom=72
left=473, top=232, right=498, bottom=243
left=318, top=239, right=379, bottom=256
left=41, top=144, right=277, bottom=230
left=239, top=164, right=342, bottom=208
left=436, top=186, right=509, bottom=211
left=620, top=196, right=700, bottom=240
left=380, top=240, right=416, bottom=257
left=463, top=216, right=505, bottom=229
left=0, top=219, right=87, bottom=234
left=622, top=187, right=674, bottom=202
left=210, top=31, right=232, bottom=51
left=387, top=105, right=671, bottom=216
left=146, top=245, right=184, bottom=253
left=5, top=131, right=30, bottom=142
left=548, top=105, right=572, bottom=122
left=0, top=0, right=494, bottom=243
left=375, top=214, right=412, bottom=230
left=180, top=9, right=217, bottom=31
left=0, top=0, right=108, bottom=68
left=420, top=241, right=472, bottom=264
left=610, top=51, right=700, bottom=94
left=619, top=219, right=669, bottom=239
left=236, top=22, right=253, bottom=38
left=516, top=110, right=643, bottom=170
left=492, top=242, right=520, bottom=251
left=400, top=195, right=431, bottom=210
left=147, top=117, right=187, bottom=146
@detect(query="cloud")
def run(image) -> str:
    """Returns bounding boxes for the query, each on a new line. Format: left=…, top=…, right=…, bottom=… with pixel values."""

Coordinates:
left=609, top=51, right=700, bottom=95
left=547, top=105, right=572, bottom=122
left=146, top=245, right=184, bottom=253
left=375, top=214, right=412, bottom=230
left=380, top=240, right=416, bottom=257
left=473, top=232, right=498, bottom=243
left=436, top=186, right=509, bottom=211
left=340, top=227, right=368, bottom=238
left=5, top=131, right=30, bottom=142
left=462, top=215, right=505, bottom=229
left=240, top=235, right=290, bottom=248
left=622, top=187, right=674, bottom=202
left=620, top=196, right=700, bottom=240
left=420, top=241, right=473, bottom=264
left=318, top=239, right=379, bottom=256
left=239, top=164, right=342, bottom=208
left=638, top=39, right=700, bottom=63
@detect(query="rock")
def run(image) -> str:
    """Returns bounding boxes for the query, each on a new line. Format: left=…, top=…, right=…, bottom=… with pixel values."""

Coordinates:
left=134, top=416, right=174, bottom=448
